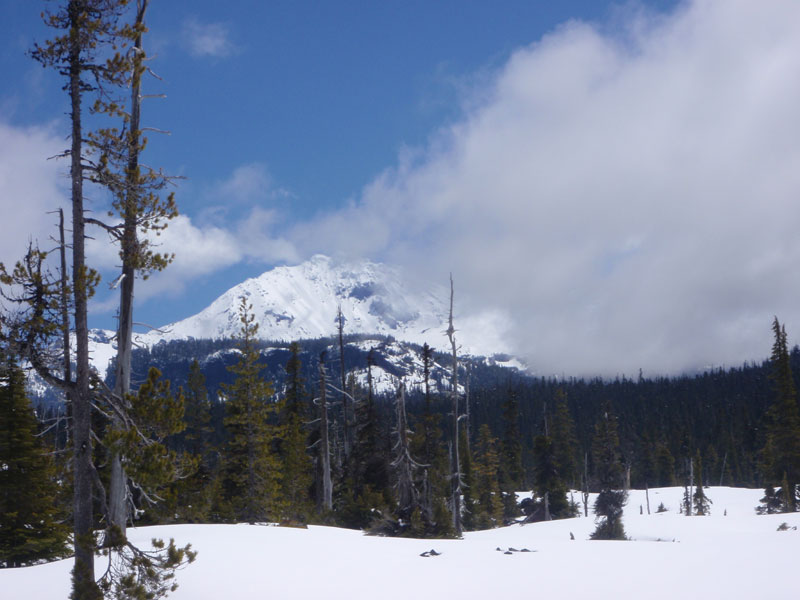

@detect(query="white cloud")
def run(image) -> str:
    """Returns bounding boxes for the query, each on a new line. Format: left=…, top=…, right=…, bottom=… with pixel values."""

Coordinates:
left=90, top=213, right=297, bottom=308
left=182, top=18, right=237, bottom=59
left=216, top=163, right=273, bottom=204
left=0, top=120, right=67, bottom=271
left=288, top=0, right=800, bottom=376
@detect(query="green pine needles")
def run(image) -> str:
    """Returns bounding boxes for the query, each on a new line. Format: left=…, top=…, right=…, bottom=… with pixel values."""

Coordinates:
left=0, top=358, right=70, bottom=567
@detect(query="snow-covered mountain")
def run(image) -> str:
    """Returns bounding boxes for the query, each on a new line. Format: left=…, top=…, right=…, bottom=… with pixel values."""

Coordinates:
left=136, top=254, right=513, bottom=358
left=78, top=255, right=521, bottom=390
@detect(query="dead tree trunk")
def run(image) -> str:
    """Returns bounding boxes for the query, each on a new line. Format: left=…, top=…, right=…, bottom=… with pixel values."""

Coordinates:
left=392, top=383, right=419, bottom=520
left=447, top=275, right=462, bottom=535
left=318, top=354, right=333, bottom=512
left=582, top=451, right=589, bottom=517
left=336, top=306, right=350, bottom=460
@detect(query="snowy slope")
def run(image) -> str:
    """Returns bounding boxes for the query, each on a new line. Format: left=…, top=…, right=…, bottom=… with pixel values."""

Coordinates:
left=4, top=487, right=798, bottom=599
left=135, top=255, right=512, bottom=358
left=78, top=256, right=517, bottom=387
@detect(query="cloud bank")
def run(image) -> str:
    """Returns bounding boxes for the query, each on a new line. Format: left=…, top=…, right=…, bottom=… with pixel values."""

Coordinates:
left=0, top=121, right=67, bottom=271
left=286, top=0, right=800, bottom=376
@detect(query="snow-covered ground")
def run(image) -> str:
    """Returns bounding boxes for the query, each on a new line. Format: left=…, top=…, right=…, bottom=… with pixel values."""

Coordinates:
left=3, top=487, right=798, bottom=599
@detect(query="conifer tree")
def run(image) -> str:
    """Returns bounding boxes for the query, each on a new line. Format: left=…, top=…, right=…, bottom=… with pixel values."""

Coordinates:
left=692, top=450, right=711, bottom=515
left=221, top=298, right=281, bottom=523
left=591, top=404, right=627, bottom=540
left=473, top=424, right=503, bottom=529
left=83, top=0, right=179, bottom=538
left=761, top=317, right=800, bottom=511
left=551, top=390, right=579, bottom=487
left=0, top=358, right=70, bottom=567
left=655, top=442, right=676, bottom=487
left=531, top=435, right=571, bottom=521
left=164, top=360, right=217, bottom=523
left=499, top=386, right=523, bottom=521
left=2, top=3, right=191, bottom=596
left=410, top=343, right=450, bottom=534
left=279, top=342, right=313, bottom=522
left=27, top=3, right=126, bottom=593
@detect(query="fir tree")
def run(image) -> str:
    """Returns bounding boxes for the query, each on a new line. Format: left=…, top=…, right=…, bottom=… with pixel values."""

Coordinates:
left=591, top=404, right=627, bottom=540
left=343, top=351, right=385, bottom=523
left=279, top=342, right=313, bottom=523
left=0, top=358, right=69, bottom=567
left=220, top=298, right=281, bottom=523
left=655, top=442, right=676, bottom=487
left=473, top=424, right=503, bottom=529
left=692, top=451, right=711, bottom=515
left=499, top=386, right=523, bottom=521
left=531, top=435, right=571, bottom=521
left=550, top=389, right=579, bottom=488
left=761, top=318, right=800, bottom=511
left=164, top=360, right=217, bottom=523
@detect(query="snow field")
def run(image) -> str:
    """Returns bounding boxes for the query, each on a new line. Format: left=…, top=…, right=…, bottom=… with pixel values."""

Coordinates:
left=2, top=487, right=798, bottom=599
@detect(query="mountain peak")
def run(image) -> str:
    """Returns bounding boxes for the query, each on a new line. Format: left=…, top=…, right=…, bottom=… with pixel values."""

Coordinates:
left=134, top=255, right=512, bottom=358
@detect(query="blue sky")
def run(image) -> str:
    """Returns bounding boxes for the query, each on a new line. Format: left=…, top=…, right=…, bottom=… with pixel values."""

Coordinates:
left=3, top=0, right=800, bottom=376
left=3, top=0, right=676, bottom=320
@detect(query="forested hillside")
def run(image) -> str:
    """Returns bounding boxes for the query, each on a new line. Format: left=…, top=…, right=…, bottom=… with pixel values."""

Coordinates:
left=78, top=334, right=793, bottom=495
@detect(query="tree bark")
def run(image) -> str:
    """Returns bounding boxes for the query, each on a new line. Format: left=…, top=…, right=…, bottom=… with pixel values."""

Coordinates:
left=67, top=2, right=97, bottom=596
left=58, top=208, right=72, bottom=449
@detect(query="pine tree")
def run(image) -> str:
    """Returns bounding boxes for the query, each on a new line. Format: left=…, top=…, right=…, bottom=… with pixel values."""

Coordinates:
left=28, top=3, right=129, bottom=593
left=761, top=317, right=800, bottom=512
left=20, top=4, right=194, bottom=596
left=531, top=435, right=571, bottom=521
left=164, top=360, right=217, bottom=523
left=278, top=342, right=313, bottom=523
left=0, top=358, right=69, bottom=567
left=499, top=386, right=523, bottom=521
left=591, top=404, right=627, bottom=540
left=692, top=451, right=711, bottom=515
left=655, top=442, right=676, bottom=487
left=340, top=349, right=390, bottom=529
left=220, top=298, right=281, bottom=523
left=551, top=390, right=579, bottom=487
left=473, top=424, right=503, bottom=529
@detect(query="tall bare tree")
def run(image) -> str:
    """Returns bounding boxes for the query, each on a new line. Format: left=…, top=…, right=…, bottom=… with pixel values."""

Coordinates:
left=446, top=274, right=463, bottom=535
left=316, top=353, right=333, bottom=512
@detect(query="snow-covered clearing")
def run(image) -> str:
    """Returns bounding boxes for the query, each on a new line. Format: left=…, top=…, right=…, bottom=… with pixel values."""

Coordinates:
left=3, top=487, right=797, bottom=599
